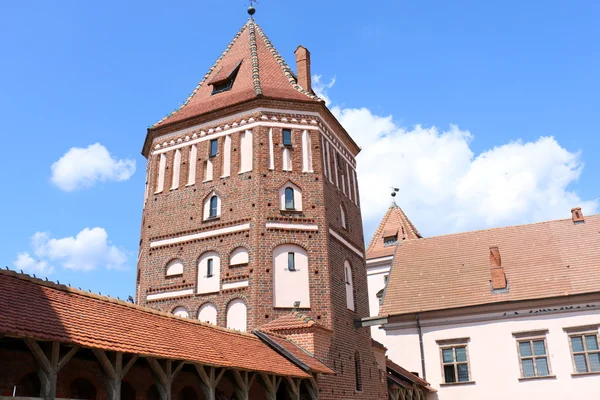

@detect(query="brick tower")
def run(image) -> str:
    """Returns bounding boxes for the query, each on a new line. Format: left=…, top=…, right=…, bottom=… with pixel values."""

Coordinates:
left=137, top=17, right=387, bottom=399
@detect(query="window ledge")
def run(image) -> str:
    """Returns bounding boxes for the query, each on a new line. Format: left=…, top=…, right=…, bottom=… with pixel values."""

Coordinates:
left=518, top=375, right=556, bottom=381
left=229, top=263, right=249, bottom=268
left=203, top=217, right=221, bottom=223
left=571, top=371, right=600, bottom=377
left=280, top=210, right=303, bottom=215
left=440, top=381, right=476, bottom=387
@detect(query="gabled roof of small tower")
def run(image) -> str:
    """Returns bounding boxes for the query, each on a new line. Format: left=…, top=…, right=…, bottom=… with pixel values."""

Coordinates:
left=152, top=20, right=321, bottom=129
left=366, top=204, right=422, bottom=260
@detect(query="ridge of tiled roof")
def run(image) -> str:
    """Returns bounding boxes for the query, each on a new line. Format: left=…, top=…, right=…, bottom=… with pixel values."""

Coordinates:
left=152, top=20, right=321, bottom=129
left=366, top=203, right=422, bottom=260
left=0, top=269, right=309, bottom=377
left=381, top=213, right=600, bottom=316
left=260, top=311, right=328, bottom=332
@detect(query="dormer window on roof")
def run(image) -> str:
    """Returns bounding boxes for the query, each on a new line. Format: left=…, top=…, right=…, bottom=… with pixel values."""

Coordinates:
left=209, top=59, right=243, bottom=95
left=382, top=228, right=399, bottom=247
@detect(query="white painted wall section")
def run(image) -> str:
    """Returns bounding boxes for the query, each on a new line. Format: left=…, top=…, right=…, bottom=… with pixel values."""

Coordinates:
left=273, top=244, right=310, bottom=308
left=172, top=306, right=189, bottom=318
left=155, top=153, right=166, bottom=193
left=204, top=159, right=213, bottom=182
left=187, top=145, right=197, bottom=186
left=302, top=130, right=313, bottom=172
left=230, top=247, right=249, bottom=265
left=197, top=251, right=220, bottom=294
left=198, top=303, right=217, bottom=325
left=222, top=135, right=231, bottom=177
left=268, top=128, right=274, bottom=170
left=165, top=259, right=184, bottom=276
left=282, top=147, right=292, bottom=171
left=383, top=305, right=600, bottom=400
left=239, top=130, right=253, bottom=173
left=226, top=299, right=247, bottom=331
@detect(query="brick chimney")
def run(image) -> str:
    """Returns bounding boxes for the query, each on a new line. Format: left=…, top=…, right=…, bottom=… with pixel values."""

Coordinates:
left=489, top=246, right=507, bottom=290
left=295, top=46, right=312, bottom=93
left=571, top=207, right=585, bottom=223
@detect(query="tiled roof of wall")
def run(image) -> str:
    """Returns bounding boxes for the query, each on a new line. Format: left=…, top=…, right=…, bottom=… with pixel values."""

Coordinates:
left=381, top=214, right=600, bottom=315
left=0, top=269, right=309, bottom=378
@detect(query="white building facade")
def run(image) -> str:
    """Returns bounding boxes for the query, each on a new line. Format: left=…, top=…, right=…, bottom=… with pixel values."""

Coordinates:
left=366, top=206, right=600, bottom=399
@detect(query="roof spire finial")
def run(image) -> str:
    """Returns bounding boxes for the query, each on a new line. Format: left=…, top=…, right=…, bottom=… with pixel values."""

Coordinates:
left=248, top=0, right=257, bottom=18
left=390, top=187, right=399, bottom=205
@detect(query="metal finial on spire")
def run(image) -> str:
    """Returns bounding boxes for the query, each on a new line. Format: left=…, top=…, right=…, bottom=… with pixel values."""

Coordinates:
left=390, top=187, right=399, bottom=205
left=248, top=0, right=257, bottom=17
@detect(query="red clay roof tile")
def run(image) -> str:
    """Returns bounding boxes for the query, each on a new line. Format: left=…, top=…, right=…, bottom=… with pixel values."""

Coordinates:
left=366, top=204, right=422, bottom=260
left=258, top=332, right=334, bottom=375
left=153, top=20, right=320, bottom=129
left=382, top=214, right=600, bottom=315
left=0, top=270, right=309, bottom=378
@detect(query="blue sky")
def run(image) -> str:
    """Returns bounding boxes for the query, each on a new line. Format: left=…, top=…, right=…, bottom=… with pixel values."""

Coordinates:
left=1, top=0, right=598, bottom=300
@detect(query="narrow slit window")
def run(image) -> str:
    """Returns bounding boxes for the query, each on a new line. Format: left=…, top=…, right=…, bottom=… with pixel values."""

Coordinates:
left=210, top=139, right=218, bottom=158
left=209, top=196, right=218, bottom=218
left=288, top=252, right=295, bottom=271
left=282, top=129, right=292, bottom=146
left=207, top=258, right=213, bottom=278
left=285, top=187, right=295, bottom=210
left=355, top=351, right=362, bottom=391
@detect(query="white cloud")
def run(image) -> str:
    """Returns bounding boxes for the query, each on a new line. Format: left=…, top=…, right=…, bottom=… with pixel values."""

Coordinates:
left=13, top=252, right=54, bottom=275
left=312, top=75, right=336, bottom=106
left=51, top=143, right=136, bottom=191
left=26, top=227, right=128, bottom=271
left=314, top=75, right=598, bottom=238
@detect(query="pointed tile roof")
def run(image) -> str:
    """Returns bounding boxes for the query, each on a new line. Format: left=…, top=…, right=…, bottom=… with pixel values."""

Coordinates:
left=366, top=204, right=422, bottom=260
left=153, top=20, right=321, bottom=129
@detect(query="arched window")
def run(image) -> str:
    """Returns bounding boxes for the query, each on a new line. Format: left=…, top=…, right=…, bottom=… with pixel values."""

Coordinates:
left=230, top=247, right=249, bottom=266
left=172, top=306, right=189, bottom=318
left=340, top=204, right=347, bottom=229
left=355, top=351, right=362, bottom=392
left=210, top=196, right=218, bottom=217
left=121, top=382, right=136, bottom=400
left=14, top=372, right=41, bottom=397
left=226, top=299, right=247, bottom=331
left=70, top=378, right=97, bottom=400
left=273, top=244, right=310, bottom=308
left=203, top=192, right=221, bottom=220
left=198, top=303, right=217, bottom=325
left=279, top=182, right=302, bottom=211
left=165, top=259, right=184, bottom=276
left=179, top=386, right=198, bottom=400
left=345, top=261, right=355, bottom=311
left=284, top=187, right=294, bottom=210
left=198, top=251, right=220, bottom=294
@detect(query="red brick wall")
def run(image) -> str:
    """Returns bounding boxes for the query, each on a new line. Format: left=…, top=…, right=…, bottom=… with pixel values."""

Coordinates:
left=136, top=105, right=387, bottom=399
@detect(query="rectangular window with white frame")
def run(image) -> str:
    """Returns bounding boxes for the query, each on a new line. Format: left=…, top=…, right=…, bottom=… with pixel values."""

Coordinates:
left=564, top=325, right=600, bottom=374
left=513, top=330, right=552, bottom=379
left=437, top=338, right=472, bottom=384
